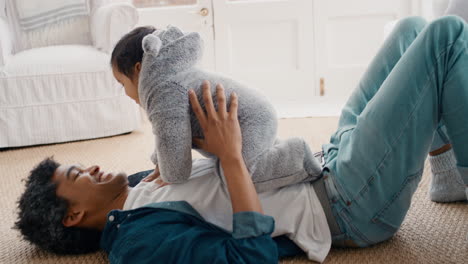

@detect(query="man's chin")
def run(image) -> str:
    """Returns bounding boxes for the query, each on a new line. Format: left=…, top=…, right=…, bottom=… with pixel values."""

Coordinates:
left=115, top=172, right=129, bottom=185
left=101, top=172, right=128, bottom=185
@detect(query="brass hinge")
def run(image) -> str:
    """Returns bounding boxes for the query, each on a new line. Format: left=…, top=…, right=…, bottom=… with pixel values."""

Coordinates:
left=320, top=78, right=325, bottom=96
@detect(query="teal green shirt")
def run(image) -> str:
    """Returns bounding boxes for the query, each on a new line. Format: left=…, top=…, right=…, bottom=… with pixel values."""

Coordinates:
left=100, top=201, right=300, bottom=263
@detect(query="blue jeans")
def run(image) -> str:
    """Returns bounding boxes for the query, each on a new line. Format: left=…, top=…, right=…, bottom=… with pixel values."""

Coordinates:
left=322, top=16, right=468, bottom=247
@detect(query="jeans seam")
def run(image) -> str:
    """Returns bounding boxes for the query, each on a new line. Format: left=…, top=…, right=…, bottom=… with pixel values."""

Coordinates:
left=350, top=41, right=456, bottom=203
left=357, top=26, right=427, bottom=116
left=338, top=207, right=376, bottom=245
left=437, top=125, right=450, bottom=144
left=327, top=165, right=353, bottom=208
left=371, top=168, right=423, bottom=230
left=326, top=172, right=376, bottom=245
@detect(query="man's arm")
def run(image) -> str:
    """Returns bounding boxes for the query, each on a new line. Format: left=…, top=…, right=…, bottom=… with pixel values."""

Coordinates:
left=189, top=81, right=262, bottom=213
left=107, top=81, right=281, bottom=264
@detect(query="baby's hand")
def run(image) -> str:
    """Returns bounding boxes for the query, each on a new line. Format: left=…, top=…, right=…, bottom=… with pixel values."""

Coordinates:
left=142, top=165, right=159, bottom=182
left=142, top=165, right=171, bottom=188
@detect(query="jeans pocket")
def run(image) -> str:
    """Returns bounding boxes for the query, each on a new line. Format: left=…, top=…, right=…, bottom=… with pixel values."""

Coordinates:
left=371, top=169, right=423, bottom=240
left=331, top=126, right=355, bottom=143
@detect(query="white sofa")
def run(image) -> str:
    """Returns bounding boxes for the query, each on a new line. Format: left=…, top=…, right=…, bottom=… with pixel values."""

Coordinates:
left=0, top=0, right=141, bottom=148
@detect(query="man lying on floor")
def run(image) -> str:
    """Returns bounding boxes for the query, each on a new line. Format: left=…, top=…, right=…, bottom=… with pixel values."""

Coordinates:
left=16, top=15, right=468, bottom=263
left=14, top=85, right=332, bottom=263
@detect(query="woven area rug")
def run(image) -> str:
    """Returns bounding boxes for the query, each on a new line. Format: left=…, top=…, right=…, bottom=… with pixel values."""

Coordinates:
left=1, top=117, right=467, bottom=263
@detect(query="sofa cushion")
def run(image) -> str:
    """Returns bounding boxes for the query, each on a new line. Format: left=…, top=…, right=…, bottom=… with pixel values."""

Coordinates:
left=0, top=45, right=141, bottom=148
left=0, top=43, right=141, bottom=148
left=5, top=0, right=92, bottom=53
left=14, top=0, right=89, bottom=31
left=0, top=45, right=118, bottom=108
left=2, top=45, right=109, bottom=76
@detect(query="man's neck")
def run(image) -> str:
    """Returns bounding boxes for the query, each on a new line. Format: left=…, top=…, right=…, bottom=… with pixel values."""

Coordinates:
left=97, top=186, right=130, bottom=230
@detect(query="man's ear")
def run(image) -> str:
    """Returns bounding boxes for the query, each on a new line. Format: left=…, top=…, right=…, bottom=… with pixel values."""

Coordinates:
left=62, top=209, right=85, bottom=227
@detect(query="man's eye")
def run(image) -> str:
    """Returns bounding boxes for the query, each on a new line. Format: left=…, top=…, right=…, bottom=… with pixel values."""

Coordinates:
left=75, top=171, right=81, bottom=181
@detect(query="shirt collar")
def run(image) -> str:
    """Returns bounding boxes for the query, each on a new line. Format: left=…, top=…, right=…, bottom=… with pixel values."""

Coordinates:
left=100, top=201, right=203, bottom=252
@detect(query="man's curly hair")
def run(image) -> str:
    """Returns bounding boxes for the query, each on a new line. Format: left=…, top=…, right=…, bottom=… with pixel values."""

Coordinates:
left=14, top=157, right=102, bottom=254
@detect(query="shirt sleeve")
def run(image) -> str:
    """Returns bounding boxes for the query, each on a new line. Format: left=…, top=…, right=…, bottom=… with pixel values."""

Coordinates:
left=222, top=211, right=278, bottom=263
left=232, top=211, right=275, bottom=239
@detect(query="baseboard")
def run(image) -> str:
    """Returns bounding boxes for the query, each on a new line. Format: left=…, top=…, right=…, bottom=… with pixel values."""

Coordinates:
left=273, top=98, right=346, bottom=118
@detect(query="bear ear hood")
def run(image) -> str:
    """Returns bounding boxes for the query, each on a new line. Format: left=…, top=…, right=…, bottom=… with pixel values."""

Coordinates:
left=159, top=25, right=184, bottom=43
left=142, top=33, right=163, bottom=56
left=141, top=25, right=204, bottom=78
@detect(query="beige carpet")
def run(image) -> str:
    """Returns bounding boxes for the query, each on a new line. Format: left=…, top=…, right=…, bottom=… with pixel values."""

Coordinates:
left=1, top=117, right=467, bottom=264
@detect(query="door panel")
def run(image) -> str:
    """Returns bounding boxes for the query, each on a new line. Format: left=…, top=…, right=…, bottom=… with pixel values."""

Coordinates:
left=132, top=0, right=421, bottom=117
left=314, top=0, right=415, bottom=101
left=327, top=15, right=395, bottom=66
left=229, top=21, right=298, bottom=71
left=134, top=0, right=215, bottom=70
left=212, top=0, right=315, bottom=108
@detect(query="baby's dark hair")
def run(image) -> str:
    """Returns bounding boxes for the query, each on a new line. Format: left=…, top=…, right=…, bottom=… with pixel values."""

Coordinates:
left=14, top=158, right=102, bottom=255
left=111, top=26, right=157, bottom=78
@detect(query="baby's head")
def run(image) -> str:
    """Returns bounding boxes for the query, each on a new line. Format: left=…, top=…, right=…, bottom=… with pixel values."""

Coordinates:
left=111, top=26, right=156, bottom=104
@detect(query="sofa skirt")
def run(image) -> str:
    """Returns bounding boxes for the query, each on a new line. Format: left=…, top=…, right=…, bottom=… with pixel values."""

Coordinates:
left=0, top=68, right=141, bottom=148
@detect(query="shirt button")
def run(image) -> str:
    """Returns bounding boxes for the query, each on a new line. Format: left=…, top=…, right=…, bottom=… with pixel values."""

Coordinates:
left=109, top=215, right=115, bottom=222
left=117, top=224, right=121, bottom=229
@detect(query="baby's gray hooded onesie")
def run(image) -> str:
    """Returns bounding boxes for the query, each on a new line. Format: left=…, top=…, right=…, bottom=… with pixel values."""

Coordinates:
left=139, top=26, right=322, bottom=192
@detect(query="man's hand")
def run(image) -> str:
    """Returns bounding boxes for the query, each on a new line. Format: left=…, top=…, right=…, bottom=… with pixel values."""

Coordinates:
left=142, top=165, right=171, bottom=188
left=189, top=81, right=242, bottom=160
left=189, top=81, right=263, bottom=214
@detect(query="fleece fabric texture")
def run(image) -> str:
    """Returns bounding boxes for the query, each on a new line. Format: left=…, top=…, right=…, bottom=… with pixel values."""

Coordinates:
left=138, top=26, right=323, bottom=192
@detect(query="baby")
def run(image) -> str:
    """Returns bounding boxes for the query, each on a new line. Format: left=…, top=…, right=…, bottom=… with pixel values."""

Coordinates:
left=111, top=25, right=323, bottom=192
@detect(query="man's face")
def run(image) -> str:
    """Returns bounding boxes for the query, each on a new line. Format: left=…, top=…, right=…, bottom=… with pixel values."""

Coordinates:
left=52, top=164, right=129, bottom=227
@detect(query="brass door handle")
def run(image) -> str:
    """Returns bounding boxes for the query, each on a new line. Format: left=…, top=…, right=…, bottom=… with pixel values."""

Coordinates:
left=200, top=8, right=209, bottom=16
left=320, top=78, right=325, bottom=96
left=190, top=7, right=209, bottom=16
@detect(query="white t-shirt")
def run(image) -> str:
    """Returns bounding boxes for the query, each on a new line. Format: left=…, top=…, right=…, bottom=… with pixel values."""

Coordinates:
left=124, top=159, right=331, bottom=262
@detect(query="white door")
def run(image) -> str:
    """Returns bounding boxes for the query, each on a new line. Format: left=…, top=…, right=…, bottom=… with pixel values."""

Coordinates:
left=314, top=0, right=416, bottom=102
left=212, top=0, right=316, bottom=112
left=133, top=0, right=215, bottom=70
